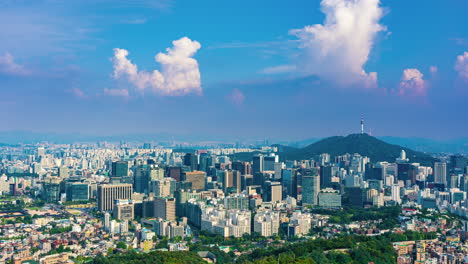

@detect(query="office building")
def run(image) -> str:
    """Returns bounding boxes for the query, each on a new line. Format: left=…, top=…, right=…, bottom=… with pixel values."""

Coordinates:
left=113, top=199, right=134, bottom=221
left=282, top=168, right=297, bottom=198
left=150, top=177, right=177, bottom=197
left=97, top=184, right=133, bottom=212
left=167, top=166, right=182, bottom=182
left=154, top=197, right=176, bottom=220
left=434, top=162, right=447, bottom=185
left=318, top=188, right=342, bottom=209
left=302, top=169, right=320, bottom=205
left=320, top=165, right=335, bottom=188
left=252, top=155, right=264, bottom=174
left=112, top=161, right=129, bottom=177
left=232, top=161, right=251, bottom=175
left=66, top=182, right=89, bottom=201
left=223, top=170, right=241, bottom=193
left=263, top=154, right=278, bottom=171
left=184, top=171, right=206, bottom=191
left=42, top=176, right=62, bottom=203
left=264, top=181, right=282, bottom=203
left=183, top=153, right=198, bottom=171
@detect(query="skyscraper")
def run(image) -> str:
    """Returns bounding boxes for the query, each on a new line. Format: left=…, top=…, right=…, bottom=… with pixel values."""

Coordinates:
left=264, top=181, right=282, bottom=203
left=184, top=171, right=206, bottom=191
left=134, top=164, right=150, bottom=194
left=66, top=182, right=89, bottom=201
left=223, top=170, right=241, bottom=193
left=166, top=166, right=182, bottom=182
left=42, top=176, right=62, bottom=203
left=112, top=161, right=129, bottom=177
left=302, top=169, right=320, bottom=205
left=434, top=162, right=447, bottom=185
left=263, top=154, right=278, bottom=171
left=150, top=178, right=177, bottom=197
left=319, top=165, right=334, bottom=189
left=154, top=197, right=176, bottom=220
left=391, top=184, right=401, bottom=204
left=450, top=155, right=467, bottom=173
left=97, top=184, right=133, bottom=212
left=252, top=155, right=264, bottom=174
left=183, top=153, right=198, bottom=171
left=282, top=168, right=297, bottom=198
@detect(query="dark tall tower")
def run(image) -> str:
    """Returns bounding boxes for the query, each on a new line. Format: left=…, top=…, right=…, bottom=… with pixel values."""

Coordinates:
left=252, top=155, right=263, bottom=174
left=320, top=165, right=333, bottom=189
left=183, top=153, right=198, bottom=171
left=166, top=166, right=182, bottom=182
left=112, top=161, right=129, bottom=177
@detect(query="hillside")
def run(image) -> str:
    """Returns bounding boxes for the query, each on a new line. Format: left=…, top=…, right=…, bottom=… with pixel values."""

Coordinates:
left=275, top=133, right=436, bottom=165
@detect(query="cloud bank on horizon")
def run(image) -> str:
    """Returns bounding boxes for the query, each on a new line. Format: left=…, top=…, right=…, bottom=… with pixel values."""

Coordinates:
left=112, top=37, right=202, bottom=96
left=289, top=0, right=385, bottom=89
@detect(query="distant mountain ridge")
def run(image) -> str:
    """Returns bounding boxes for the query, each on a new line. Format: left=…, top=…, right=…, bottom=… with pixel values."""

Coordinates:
left=378, top=136, right=468, bottom=154
left=274, top=134, right=437, bottom=166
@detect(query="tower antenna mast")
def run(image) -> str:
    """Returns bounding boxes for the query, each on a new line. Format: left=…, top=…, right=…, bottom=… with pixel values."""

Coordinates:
left=361, top=115, right=364, bottom=134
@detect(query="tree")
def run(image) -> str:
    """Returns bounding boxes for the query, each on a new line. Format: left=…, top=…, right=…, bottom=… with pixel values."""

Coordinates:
left=116, top=241, right=127, bottom=250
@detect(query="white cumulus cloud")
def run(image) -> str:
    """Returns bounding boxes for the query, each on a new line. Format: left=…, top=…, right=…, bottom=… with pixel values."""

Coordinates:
left=398, top=68, right=427, bottom=96
left=0, top=52, right=30, bottom=75
left=112, top=37, right=202, bottom=96
left=289, top=0, right=386, bottom=88
left=454, top=51, right=468, bottom=82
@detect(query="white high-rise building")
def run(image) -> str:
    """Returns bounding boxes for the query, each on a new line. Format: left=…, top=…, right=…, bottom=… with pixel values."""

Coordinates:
left=391, top=184, right=401, bottom=204
left=289, top=211, right=312, bottom=236
left=254, top=210, right=280, bottom=237
left=104, top=212, right=110, bottom=231
left=384, top=175, right=395, bottom=187
left=201, top=208, right=251, bottom=238
left=434, top=162, right=447, bottom=185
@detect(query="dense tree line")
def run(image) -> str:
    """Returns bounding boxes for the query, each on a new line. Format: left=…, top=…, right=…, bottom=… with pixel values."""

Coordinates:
left=236, top=231, right=434, bottom=264
left=91, top=250, right=207, bottom=264
left=311, top=205, right=401, bottom=226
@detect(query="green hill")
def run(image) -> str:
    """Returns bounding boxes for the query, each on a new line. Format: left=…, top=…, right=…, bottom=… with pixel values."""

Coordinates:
left=275, top=133, right=436, bottom=165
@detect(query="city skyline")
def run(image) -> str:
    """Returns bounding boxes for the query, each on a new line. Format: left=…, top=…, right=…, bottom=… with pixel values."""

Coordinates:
left=1, top=0, right=467, bottom=139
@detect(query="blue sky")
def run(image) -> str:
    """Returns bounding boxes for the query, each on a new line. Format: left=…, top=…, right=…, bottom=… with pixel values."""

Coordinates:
left=0, top=0, right=467, bottom=140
